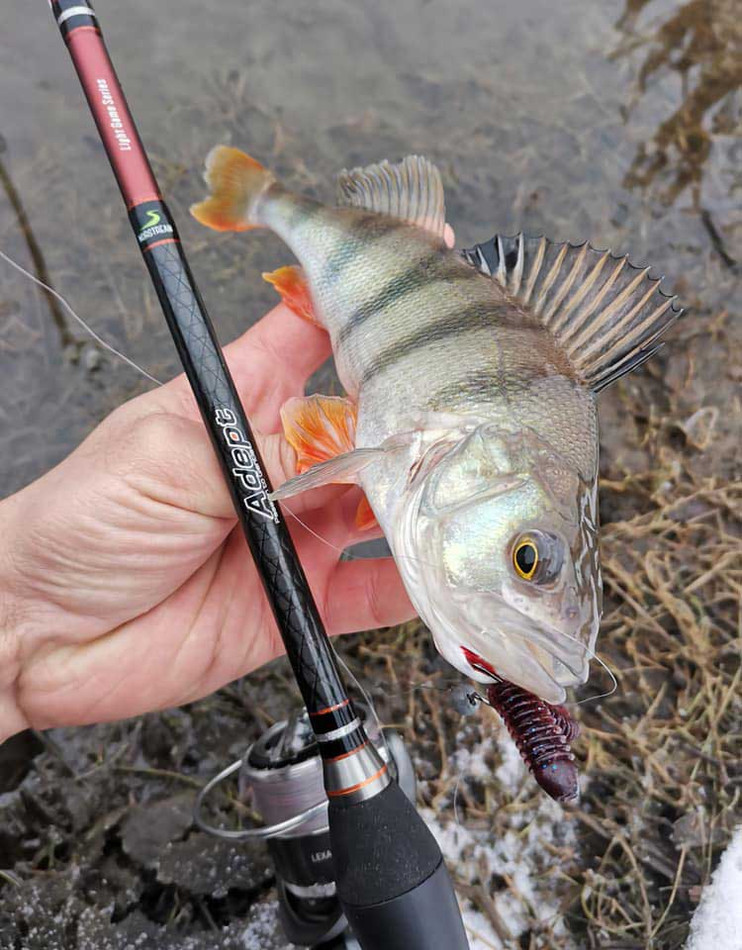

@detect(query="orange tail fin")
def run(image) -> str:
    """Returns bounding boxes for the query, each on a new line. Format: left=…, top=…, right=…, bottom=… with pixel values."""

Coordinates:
left=263, top=266, right=320, bottom=326
left=190, top=146, right=274, bottom=232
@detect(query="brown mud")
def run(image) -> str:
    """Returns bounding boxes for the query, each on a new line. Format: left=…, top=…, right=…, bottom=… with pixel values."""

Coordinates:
left=1, top=0, right=740, bottom=947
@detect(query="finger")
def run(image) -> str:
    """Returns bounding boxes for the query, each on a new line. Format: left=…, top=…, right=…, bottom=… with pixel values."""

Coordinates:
left=283, top=486, right=383, bottom=562
left=444, top=223, right=455, bottom=248
left=241, top=301, right=331, bottom=383
left=95, top=404, right=368, bottom=550
left=148, top=303, right=332, bottom=432
left=225, top=303, right=334, bottom=432
left=322, top=557, right=416, bottom=636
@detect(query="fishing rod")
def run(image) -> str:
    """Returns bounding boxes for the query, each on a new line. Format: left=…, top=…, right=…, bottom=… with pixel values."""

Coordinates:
left=48, top=2, right=468, bottom=947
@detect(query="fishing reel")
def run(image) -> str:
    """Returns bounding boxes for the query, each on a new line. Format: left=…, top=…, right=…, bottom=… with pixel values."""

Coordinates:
left=195, top=705, right=416, bottom=948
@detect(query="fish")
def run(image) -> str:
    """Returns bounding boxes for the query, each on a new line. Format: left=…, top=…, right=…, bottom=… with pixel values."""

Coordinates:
left=191, top=147, right=682, bottom=705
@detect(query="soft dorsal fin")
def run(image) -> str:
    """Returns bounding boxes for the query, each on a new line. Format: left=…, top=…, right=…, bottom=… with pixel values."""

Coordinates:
left=461, top=233, right=683, bottom=392
left=336, top=155, right=446, bottom=239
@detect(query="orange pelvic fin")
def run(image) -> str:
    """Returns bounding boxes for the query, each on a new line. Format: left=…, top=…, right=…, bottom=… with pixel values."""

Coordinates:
left=281, top=395, right=357, bottom=475
left=190, top=146, right=274, bottom=232
left=263, top=266, right=320, bottom=326
left=355, top=494, right=379, bottom=532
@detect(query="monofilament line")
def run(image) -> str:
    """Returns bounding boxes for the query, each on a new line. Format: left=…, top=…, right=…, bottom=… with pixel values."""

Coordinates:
left=0, top=248, right=162, bottom=386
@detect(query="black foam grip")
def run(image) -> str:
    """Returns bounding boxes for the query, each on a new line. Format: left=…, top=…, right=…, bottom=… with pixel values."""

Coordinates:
left=343, top=860, right=469, bottom=950
left=328, top=781, right=442, bottom=907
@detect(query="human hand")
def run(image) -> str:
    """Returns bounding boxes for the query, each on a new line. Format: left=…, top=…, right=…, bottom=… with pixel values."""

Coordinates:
left=0, top=305, right=415, bottom=741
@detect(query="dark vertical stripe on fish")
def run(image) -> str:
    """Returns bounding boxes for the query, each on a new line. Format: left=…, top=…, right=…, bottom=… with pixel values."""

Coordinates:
left=360, top=303, right=513, bottom=386
left=428, top=370, right=505, bottom=408
left=321, top=214, right=402, bottom=287
left=337, top=251, right=481, bottom=348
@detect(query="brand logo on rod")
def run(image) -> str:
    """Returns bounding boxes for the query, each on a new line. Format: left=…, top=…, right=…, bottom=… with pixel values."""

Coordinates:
left=215, top=407, right=278, bottom=522
left=137, top=208, right=174, bottom=244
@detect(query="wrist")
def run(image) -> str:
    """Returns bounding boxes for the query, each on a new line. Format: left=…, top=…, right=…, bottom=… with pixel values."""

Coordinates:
left=0, top=494, right=31, bottom=742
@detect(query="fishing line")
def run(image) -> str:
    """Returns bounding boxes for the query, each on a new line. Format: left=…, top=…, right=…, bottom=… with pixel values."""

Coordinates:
left=284, top=495, right=619, bottom=705
left=279, top=510, right=618, bottom=707
left=0, top=248, right=162, bottom=386
left=452, top=773, right=463, bottom=828
left=388, top=636, right=616, bottom=712
left=280, top=501, right=352, bottom=556
left=0, top=253, right=618, bottom=708
left=47, top=6, right=470, bottom=942
left=395, top=678, right=465, bottom=697
left=505, top=621, right=618, bottom=709
left=572, top=655, right=618, bottom=705
left=548, top=629, right=618, bottom=706
left=334, top=650, right=390, bottom=762
left=280, top=498, right=440, bottom=572
left=1, top=245, right=451, bottom=576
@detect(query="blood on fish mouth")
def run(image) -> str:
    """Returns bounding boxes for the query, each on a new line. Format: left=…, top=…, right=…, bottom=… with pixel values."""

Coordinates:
left=460, top=645, right=499, bottom=680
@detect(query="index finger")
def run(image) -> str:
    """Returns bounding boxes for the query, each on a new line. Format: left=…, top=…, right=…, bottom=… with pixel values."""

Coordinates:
left=151, top=302, right=332, bottom=431
left=227, top=302, right=333, bottom=431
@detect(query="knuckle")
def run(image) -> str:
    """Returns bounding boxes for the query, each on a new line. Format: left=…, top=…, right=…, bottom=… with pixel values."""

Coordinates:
left=107, top=410, right=181, bottom=478
left=104, top=410, right=207, bottom=508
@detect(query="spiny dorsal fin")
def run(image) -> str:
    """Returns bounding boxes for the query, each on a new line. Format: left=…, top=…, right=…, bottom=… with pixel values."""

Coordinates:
left=461, top=233, right=683, bottom=392
left=336, top=155, right=446, bottom=239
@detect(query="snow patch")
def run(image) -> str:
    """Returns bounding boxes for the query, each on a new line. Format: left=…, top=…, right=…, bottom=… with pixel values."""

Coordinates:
left=418, top=722, right=580, bottom=947
left=686, top=826, right=742, bottom=950
left=452, top=735, right=496, bottom=780
left=460, top=903, right=502, bottom=950
left=241, top=899, right=294, bottom=950
left=422, top=793, right=576, bottom=946
left=493, top=730, right=526, bottom=794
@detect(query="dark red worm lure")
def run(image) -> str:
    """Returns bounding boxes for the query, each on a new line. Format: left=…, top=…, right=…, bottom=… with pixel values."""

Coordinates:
left=461, top=647, right=580, bottom=802
left=485, top=681, right=580, bottom=802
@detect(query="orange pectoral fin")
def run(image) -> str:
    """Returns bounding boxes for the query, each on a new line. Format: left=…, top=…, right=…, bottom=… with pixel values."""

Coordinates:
left=263, top=266, right=320, bottom=326
left=281, top=395, right=357, bottom=475
left=355, top=494, right=379, bottom=532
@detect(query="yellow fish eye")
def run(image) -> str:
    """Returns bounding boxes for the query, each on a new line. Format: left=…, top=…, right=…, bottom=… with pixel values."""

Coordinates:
left=513, top=538, right=539, bottom=580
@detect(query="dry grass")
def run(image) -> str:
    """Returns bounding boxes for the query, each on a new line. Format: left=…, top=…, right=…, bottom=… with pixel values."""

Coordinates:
left=574, top=476, right=740, bottom=948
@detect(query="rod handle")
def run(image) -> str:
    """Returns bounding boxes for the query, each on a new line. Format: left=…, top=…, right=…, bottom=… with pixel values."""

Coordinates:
left=329, top=781, right=469, bottom=949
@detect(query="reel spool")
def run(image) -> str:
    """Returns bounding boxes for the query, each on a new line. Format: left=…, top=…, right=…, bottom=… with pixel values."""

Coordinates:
left=196, top=705, right=415, bottom=947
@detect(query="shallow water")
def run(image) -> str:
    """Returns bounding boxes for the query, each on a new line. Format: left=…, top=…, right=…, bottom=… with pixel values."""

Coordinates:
left=1, top=0, right=739, bottom=497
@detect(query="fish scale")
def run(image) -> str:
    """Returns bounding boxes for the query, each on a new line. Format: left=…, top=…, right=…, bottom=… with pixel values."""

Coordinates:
left=192, top=147, right=681, bottom=708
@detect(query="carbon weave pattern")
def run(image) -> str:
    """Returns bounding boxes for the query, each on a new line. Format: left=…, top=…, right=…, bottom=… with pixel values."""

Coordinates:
left=147, top=241, right=347, bottom=713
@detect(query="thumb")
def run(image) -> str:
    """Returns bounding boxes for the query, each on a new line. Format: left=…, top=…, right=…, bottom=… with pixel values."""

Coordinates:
left=92, top=399, right=296, bottom=521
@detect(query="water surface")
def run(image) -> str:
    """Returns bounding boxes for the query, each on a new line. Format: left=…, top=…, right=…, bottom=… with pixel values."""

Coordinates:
left=1, top=0, right=738, bottom=496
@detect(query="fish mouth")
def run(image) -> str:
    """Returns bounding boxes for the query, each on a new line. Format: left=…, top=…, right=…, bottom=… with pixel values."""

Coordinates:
left=458, top=604, right=590, bottom=704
